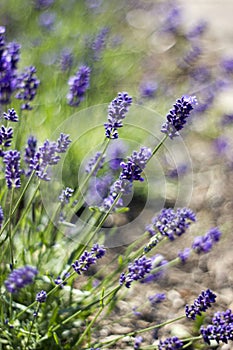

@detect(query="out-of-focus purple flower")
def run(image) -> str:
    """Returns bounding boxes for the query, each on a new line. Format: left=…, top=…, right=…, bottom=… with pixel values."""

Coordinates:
left=34, top=0, right=54, bottom=9
left=0, top=206, right=4, bottom=229
left=161, top=4, right=182, bottom=34
left=185, top=289, right=217, bottom=320
left=108, top=140, right=127, bottom=171
left=15, top=66, right=40, bottom=110
left=200, top=309, right=233, bottom=345
left=140, top=254, right=167, bottom=283
left=158, top=336, right=183, bottom=350
left=59, top=49, right=73, bottom=72
left=147, top=207, right=196, bottom=241
left=187, top=20, right=208, bottom=39
left=161, top=95, right=197, bottom=139
left=3, top=150, right=21, bottom=188
left=85, top=151, right=106, bottom=176
left=5, top=265, right=38, bottom=293
left=120, top=146, right=152, bottom=182
left=213, top=137, right=229, bottom=155
left=110, top=179, right=133, bottom=196
left=38, top=11, right=56, bottom=30
left=92, top=27, right=109, bottom=61
left=132, top=306, right=142, bottom=317
left=104, top=92, right=132, bottom=139
left=166, top=164, right=188, bottom=178
left=86, top=174, right=113, bottom=207
left=221, top=113, right=233, bottom=126
left=119, top=256, right=152, bottom=288
left=72, top=244, right=106, bottom=275
left=190, top=66, right=211, bottom=83
left=67, top=65, right=91, bottom=107
left=24, top=135, right=37, bottom=176
left=0, top=27, right=19, bottom=105
left=36, top=290, right=47, bottom=303
left=134, top=336, right=143, bottom=349
left=148, top=293, right=166, bottom=306
left=178, top=247, right=191, bottom=263
left=7, top=42, right=21, bottom=70
left=0, top=125, right=14, bottom=156
left=179, top=45, right=202, bottom=69
left=139, top=81, right=157, bottom=99
left=221, top=58, right=233, bottom=74
left=192, top=227, right=222, bottom=254
left=3, top=108, right=19, bottom=122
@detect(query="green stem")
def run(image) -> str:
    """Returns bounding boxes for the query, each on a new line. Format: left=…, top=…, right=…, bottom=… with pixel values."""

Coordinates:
left=97, top=314, right=186, bottom=348
left=75, top=290, right=105, bottom=347
left=8, top=188, right=15, bottom=269
left=69, top=138, right=110, bottom=214
left=0, top=170, right=36, bottom=237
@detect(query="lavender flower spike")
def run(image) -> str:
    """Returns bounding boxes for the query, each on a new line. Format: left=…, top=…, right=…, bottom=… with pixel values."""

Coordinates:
left=104, top=92, right=132, bottom=139
left=161, top=95, right=197, bottom=139
left=5, top=265, right=38, bottom=293
left=185, top=289, right=216, bottom=320
left=119, top=256, right=152, bottom=288
left=72, top=244, right=106, bottom=275
left=200, top=309, right=233, bottom=345
left=192, top=227, right=222, bottom=254
left=67, top=65, right=91, bottom=107
left=120, top=146, right=152, bottom=182
left=158, top=336, right=183, bottom=350
left=3, top=150, right=21, bottom=188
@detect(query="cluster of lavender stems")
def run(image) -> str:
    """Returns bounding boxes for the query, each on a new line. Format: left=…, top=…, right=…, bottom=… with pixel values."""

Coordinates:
left=0, top=83, right=230, bottom=350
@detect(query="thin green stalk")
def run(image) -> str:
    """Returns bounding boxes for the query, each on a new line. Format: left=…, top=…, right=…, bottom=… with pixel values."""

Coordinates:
left=97, top=314, right=185, bottom=348
left=0, top=170, right=36, bottom=237
left=69, top=137, right=110, bottom=213
left=8, top=188, right=15, bottom=269
left=24, top=304, right=40, bottom=350
left=74, top=289, right=105, bottom=347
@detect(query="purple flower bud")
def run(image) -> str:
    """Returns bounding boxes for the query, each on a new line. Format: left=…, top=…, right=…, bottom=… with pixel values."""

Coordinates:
left=36, top=290, right=47, bottom=303
left=3, top=108, right=19, bottom=122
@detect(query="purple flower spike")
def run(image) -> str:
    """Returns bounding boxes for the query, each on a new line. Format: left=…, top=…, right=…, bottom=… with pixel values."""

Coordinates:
left=158, top=336, right=183, bottom=350
left=5, top=265, right=38, bottom=293
left=161, top=95, right=197, bottom=139
left=192, top=227, right=222, bottom=254
left=147, top=207, right=196, bottom=240
left=185, top=289, right=217, bottom=320
left=119, top=256, right=152, bottom=288
left=3, top=150, right=21, bottom=188
left=15, top=66, right=40, bottom=110
left=120, top=146, right=152, bottom=182
left=201, top=309, right=233, bottom=345
left=104, top=92, right=132, bottom=139
left=72, top=244, right=106, bottom=275
left=67, top=65, right=91, bottom=107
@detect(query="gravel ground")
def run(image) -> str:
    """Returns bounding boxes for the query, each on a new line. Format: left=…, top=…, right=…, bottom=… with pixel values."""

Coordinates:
left=91, top=3, right=233, bottom=349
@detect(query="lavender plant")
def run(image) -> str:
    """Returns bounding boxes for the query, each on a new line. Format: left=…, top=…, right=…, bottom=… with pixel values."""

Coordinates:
left=0, top=1, right=232, bottom=349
